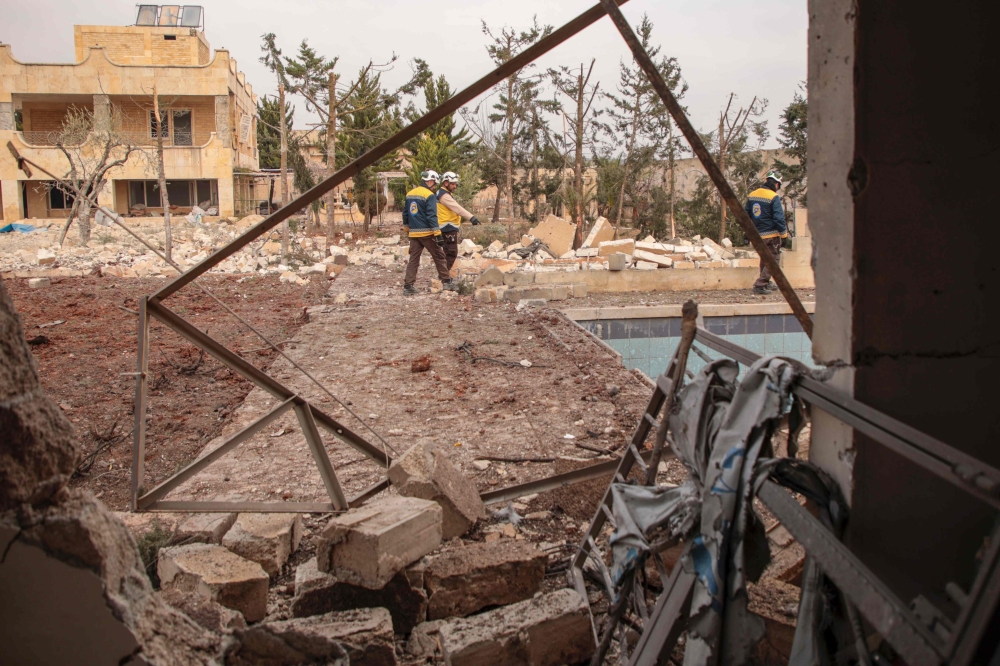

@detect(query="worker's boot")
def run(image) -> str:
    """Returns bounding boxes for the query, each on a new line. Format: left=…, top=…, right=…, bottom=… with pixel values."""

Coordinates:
left=752, top=285, right=771, bottom=295
left=403, top=284, right=419, bottom=296
left=442, top=279, right=458, bottom=292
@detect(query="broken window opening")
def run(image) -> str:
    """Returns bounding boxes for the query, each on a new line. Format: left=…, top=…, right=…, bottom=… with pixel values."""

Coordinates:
left=163, top=35, right=177, bottom=41
left=172, top=109, right=193, bottom=146
left=149, top=110, right=169, bottom=139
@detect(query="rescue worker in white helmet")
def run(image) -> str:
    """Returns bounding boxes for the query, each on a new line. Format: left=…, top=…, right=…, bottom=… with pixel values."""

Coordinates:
left=744, top=170, right=787, bottom=295
left=435, top=171, right=480, bottom=271
left=402, top=170, right=455, bottom=295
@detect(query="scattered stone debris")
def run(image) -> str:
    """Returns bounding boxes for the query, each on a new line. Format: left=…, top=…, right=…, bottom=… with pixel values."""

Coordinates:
left=158, top=543, right=271, bottom=622
left=221, top=513, right=304, bottom=577
left=388, top=442, right=487, bottom=539
left=423, top=540, right=547, bottom=619
left=436, top=589, right=593, bottom=666
left=316, top=496, right=443, bottom=588
left=175, top=512, right=238, bottom=545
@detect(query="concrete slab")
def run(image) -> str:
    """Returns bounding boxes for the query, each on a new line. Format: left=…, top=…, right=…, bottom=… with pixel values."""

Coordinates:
left=437, top=588, right=592, bottom=666
left=157, top=543, right=269, bottom=622
left=316, top=496, right=442, bottom=589
left=174, top=512, right=237, bottom=545
left=528, top=215, right=577, bottom=258
left=222, top=513, right=303, bottom=576
left=423, top=541, right=546, bottom=620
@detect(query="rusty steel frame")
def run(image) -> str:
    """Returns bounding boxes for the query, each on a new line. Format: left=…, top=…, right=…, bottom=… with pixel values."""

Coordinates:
left=127, top=0, right=640, bottom=513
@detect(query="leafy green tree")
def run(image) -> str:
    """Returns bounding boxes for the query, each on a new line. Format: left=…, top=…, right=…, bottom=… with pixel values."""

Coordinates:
left=256, top=97, right=319, bottom=226
left=404, top=74, right=476, bottom=188
left=773, top=86, right=807, bottom=205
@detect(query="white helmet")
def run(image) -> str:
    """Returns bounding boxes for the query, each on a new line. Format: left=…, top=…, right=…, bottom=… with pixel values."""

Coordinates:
left=765, top=170, right=783, bottom=187
left=420, top=169, right=440, bottom=184
left=441, top=171, right=459, bottom=185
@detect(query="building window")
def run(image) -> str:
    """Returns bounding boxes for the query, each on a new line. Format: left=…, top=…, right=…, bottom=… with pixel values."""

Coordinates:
left=149, top=110, right=169, bottom=139
left=49, top=186, right=75, bottom=210
left=173, top=110, right=193, bottom=146
left=127, top=180, right=218, bottom=209
left=164, top=35, right=177, bottom=41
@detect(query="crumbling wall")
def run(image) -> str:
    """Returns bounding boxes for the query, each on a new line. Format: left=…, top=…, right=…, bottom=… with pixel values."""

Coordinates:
left=0, top=276, right=220, bottom=665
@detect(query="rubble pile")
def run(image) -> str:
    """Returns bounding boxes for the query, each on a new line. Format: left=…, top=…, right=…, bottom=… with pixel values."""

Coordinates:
left=136, top=442, right=593, bottom=664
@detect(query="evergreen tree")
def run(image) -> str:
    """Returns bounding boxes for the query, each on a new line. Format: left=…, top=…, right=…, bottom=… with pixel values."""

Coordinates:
left=773, top=86, right=807, bottom=205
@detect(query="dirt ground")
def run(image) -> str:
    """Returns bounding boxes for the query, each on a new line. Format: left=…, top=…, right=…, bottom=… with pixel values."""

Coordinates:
left=5, top=256, right=809, bottom=655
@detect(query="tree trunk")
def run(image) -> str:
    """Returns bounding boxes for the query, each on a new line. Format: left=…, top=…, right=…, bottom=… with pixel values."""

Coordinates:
left=77, top=197, right=92, bottom=245
left=531, top=112, right=539, bottom=222
left=325, top=72, right=338, bottom=237
left=614, top=91, right=642, bottom=230
left=668, top=138, right=677, bottom=239
left=153, top=86, right=172, bottom=261
left=718, top=116, right=727, bottom=243
left=491, top=187, right=502, bottom=224
left=279, top=84, right=289, bottom=257
left=573, top=67, right=585, bottom=248
left=504, top=75, right=516, bottom=243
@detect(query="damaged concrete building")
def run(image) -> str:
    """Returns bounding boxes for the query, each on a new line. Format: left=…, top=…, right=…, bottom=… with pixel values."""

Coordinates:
left=0, top=5, right=259, bottom=222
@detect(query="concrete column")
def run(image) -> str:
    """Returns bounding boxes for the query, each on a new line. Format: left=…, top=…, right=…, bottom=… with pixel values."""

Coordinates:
left=0, top=102, right=14, bottom=131
left=93, top=95, right=111, bottom=132
left=217, top=173, right=234, bottom=218
left=806, top=0, right=857, bottom=502
left=214, top=95, right=231, bottom=149
left=2, top=179, right=23, bottom=221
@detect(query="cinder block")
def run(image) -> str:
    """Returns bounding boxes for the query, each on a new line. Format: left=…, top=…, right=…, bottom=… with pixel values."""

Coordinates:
left=438, top=589, right=592, bottom=666
left=424, top=541, right=546, bottom=620
left=158, top=543, right=269, bottom=622
left=551, top=285, right=570, bottom=300
left=607, top=253, right=627, bottom=271
left=597, top=238, right=635, bottom=257
left=316, top=496, right=442, bottom=589
left=569, top=282, right=588, bottom=298
left=673, top=261, right=695, bottom=270
left=503, top=272, right=535, bottom=287
left=174, top=512, right=237, bottom=545
left=222, top=513, right=303, bottom=576
left=504, top=286, right=554, bottom=302
left=388, top=442, right=486, bottom=540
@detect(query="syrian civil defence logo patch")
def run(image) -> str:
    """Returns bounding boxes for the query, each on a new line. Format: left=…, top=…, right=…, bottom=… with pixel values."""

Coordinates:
left=409, top=202, right=419, bottom=215
left=752, top=203, right=762, bottom=217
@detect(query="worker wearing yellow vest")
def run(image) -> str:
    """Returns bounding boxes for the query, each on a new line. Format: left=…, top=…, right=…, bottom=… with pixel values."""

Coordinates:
left=436, top=171, right=480, bottom=271
left=403, top=170, right=455, bottom=296
left=744, top=171, right=787, bottom=295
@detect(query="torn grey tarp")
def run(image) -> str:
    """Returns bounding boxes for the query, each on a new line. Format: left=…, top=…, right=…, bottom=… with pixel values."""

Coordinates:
left=606, top=354, right=814, bottom=665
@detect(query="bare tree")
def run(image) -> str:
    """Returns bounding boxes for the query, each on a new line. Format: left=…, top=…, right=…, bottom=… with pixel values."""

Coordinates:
left=151, top=84, right=173, bottom=261
left=52, top=105, right=144, bottom=246
left=550, top=59, right=601, bottom=246
left=260, top=34, right=291, bottom=257
left=716, top=93, right=767, bottom=242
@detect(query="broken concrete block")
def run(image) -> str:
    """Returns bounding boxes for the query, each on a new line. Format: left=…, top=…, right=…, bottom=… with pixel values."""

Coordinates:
left=36, top=249, right=56, bottom=265
left=575, top=247, right=599, bottom=257
left=503, top=271, right=535, bottom=287
left=582, top=216, right=614, bottom=248
left=474, top=266, right=504, bottom=288
left=633, top=249, right=673, bottom=267
left=598, top=238, right=635, bottom=257
left=424, top=541, right=546, bottom=620
left=608, top=253, right=627, bottom=271
left=316, top=496, right=442, bottom=589
left=406, top=620, right=447, bottom=661
left=685, top=251, right=709, bottom=262
left=634, top=260, right=658, bottom=270
left=722, top=237, right=734, bottom=248
left=458, top=239, right=478, bottom=256
left=515, top=299, right=548, bottom=310
left=528, top=215, right=576, bottom=258
left=290, top=557, right=427, bottom=634
left=474, top=287, right=493, bottom=303
left=569, top=282, right=588, bottom=298
left=157, top=543, right=269, bottom=622
left=221, top=513, right=303, bottom=577
left=487, top=240, right=505, bottom=253
left=159, top=587, right=247, bottom=633
left=551, top=285, right=570, bottom=300
left=437, top=589, right=592, bottom=666
left=700, top=260, right=726, bottom=268
left=674, top=260, right=695, bottom=269
left=262, top=241, right=282, bottom=256
left=27, top=277, right=51, bottom=288
left=174, top=512, right=237, bottom=545
left=504, top=286, right=555, bottom=302
left=733, top=258, right=759, bottom=268
left=635, top=241, right=674, bottom=255
left=389, top=442, right=486, bottom=540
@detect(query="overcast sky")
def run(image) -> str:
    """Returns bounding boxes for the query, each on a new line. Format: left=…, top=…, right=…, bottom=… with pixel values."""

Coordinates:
left=0, top=0, right=806, bottom=149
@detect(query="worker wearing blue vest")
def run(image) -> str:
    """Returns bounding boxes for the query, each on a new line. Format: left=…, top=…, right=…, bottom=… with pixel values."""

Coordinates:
left=744, top=171, right=787, bottom=295
left=402, top=170, right=455, bottom=295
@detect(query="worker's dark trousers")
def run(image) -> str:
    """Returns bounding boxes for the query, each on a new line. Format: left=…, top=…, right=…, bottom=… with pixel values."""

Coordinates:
left=404, top=235, right=451, bottom=286
left=753, top=236, right=783, bottom=289
left=442, top=230, right=460, bottom=271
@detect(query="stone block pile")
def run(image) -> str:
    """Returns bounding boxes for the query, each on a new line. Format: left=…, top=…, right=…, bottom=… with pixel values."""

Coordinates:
left=148, top=442, right=593, bottom=665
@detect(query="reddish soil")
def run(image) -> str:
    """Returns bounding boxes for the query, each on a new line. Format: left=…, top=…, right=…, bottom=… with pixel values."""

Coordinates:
left=5, top=273, right=327, bottom=511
